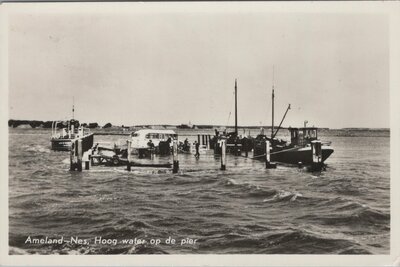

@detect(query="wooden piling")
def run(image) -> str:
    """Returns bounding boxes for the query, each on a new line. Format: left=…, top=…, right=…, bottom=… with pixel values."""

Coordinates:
left=77, top=139, right=83, bottom=172
left=85, top=161, right=90, bottom=170
left=71, top=124, right=74, bottom=138
left=221, top=139, right=226, bottom=170
left=70, top=139, right=81, bottom=172
left=312, top=140, right=322, bottom=163
left=90, top=148, right=94, bottom=166
left=265, top=140, right=276, bottom=169
left=70, top=140, right=76, bottom=171
left=244, top=138, right=248, bottom=157
left=311, top=140, right=322, bottom=171
left=127, top=140, right=132, bottom=171
left=266, top=140, right=270, bottom=162
left=172, top=139, right=179, bottom=173
left=234, top=140, right=238, bottom=156
left=83, top=149, right=91, bottom=170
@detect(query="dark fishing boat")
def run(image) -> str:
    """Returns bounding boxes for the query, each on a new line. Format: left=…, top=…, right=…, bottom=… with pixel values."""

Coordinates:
left=253, top=70, right=334, bottom=167
left=253, top=127, right=334, bottom=165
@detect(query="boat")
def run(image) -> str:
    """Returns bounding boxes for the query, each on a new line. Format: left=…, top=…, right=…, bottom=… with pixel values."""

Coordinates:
left=253, top=126, right=334, bottom=165
left=50, top=119, right=94, bottom=151
left=130, top=129, right=177, bottom=157
left=50, top=101, right=94, bottom=151
left=253, top=69, right=334, bottom=166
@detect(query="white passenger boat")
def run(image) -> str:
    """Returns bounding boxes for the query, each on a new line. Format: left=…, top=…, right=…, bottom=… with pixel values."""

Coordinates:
left=50, top=119, right=94, bottom=151
left=131, top=129, right=178, bottom=155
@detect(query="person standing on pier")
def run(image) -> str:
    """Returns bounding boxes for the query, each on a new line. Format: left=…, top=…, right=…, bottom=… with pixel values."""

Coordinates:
left=147, top=140, right=154, bottom=149
left=184, top=138, right=189, bottom=152
left=194, top=141, right=200, bottom=158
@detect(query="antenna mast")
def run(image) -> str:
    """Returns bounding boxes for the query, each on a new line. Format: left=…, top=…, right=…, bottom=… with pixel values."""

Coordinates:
left=271, top=65, right=275, bottom=139
left=235, top=79, right=238, bottom=136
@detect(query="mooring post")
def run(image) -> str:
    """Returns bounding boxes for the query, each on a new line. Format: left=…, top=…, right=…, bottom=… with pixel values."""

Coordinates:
left=265, top=140, right=277, bottom=169
left=266, top=140, right=270, bottom=163
left=77, top=139, right=83, bottom=172
left=220, top=138, right=226, bottom=170
left=172, top=139, right=179, bottom=173
left=234, top=139, right=238, bottom=156
left=88, top=154, right=92, bottom=169
left=89, top=148, right=95, bottom=166
left=83, top=149, right=91, bottom=170
left=311, top=140, right=322, bottom=171
left=70, top=140, right=76, bottom=171
left=71, top=123, right=75, bottom=138
left=127, top=140, right=132, bottom=171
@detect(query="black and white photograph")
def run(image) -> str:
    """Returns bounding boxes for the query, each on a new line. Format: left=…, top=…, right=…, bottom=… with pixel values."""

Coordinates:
left=1, top=1, right=399, bottom=266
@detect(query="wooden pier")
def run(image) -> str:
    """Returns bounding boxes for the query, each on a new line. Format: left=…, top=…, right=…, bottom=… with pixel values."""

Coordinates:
left=68, top=131, right=330, bottom=173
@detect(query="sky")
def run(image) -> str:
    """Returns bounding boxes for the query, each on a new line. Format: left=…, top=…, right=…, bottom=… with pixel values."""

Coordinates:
left=8, top=9, right=389, bottom=129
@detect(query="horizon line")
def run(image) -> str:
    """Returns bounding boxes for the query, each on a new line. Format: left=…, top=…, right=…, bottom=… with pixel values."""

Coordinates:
left=7, top=118, right=390, bottom=130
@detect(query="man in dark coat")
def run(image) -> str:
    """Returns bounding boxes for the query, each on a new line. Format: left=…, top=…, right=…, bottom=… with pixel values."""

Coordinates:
left=194, top=141, right=200, bottom=158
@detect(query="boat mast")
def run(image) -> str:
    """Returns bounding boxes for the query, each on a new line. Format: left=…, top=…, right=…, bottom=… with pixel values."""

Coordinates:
left=271, top=66, right=275, bottom=139
left=72, top=97, right=75, bottom=120
left=235, top=79, right=238, bottom=136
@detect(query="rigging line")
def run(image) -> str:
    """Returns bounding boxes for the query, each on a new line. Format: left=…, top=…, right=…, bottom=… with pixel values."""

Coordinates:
left=272, top=104, right=291, bottom=139
left=226, top=112, right=232, bottom=126
left=226, top=89, right=235, bottom=126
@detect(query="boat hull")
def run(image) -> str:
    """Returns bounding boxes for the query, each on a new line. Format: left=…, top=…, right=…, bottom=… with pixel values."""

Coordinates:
left=51, top=134, right=94, bottom=152
left=271, top=146, right=334, bottom=165
left=51, top=139, right=72, bottom=151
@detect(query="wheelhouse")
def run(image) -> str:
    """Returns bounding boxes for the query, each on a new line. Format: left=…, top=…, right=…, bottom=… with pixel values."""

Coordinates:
left=289, top=127, right=318, bottom=146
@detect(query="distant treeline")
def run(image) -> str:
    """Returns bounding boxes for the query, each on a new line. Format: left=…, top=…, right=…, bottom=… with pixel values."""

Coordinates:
left=16, top=119, right=385, bottom=131
left=8, top=119, right=108, bottom=129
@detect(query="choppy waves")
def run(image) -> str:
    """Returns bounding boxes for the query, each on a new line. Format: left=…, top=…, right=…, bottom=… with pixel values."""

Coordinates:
left=8, top=130, right=390, bottom=254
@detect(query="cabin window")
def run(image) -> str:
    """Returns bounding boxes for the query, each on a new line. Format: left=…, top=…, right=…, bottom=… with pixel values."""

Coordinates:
left=311, top=130, right=316, bottom=138
left=145, top=133, right=160, bottom=139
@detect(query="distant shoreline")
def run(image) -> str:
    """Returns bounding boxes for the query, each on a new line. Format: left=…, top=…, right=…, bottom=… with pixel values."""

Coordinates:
left=7, top=119, right=389, bottom=131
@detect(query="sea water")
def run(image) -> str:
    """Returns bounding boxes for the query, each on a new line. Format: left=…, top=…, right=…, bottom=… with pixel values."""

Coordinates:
left=8, top=128, right=390, bottom=254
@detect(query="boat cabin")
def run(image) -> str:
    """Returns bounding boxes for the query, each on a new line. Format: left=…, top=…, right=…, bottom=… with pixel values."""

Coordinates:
left=131, top=129, right=177, bottom=149
left=289, top=127, right=318, bottom=147
left=50, top=119, right=93, bottom=151
left=51, top=119, right=87, bottom=140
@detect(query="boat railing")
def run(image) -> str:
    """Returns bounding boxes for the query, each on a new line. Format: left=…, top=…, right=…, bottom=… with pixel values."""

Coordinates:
left=52, top=120, right=92, bottom=140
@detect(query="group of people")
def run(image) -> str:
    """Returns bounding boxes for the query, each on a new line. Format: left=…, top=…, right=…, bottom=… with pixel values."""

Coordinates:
left=176, top=138, right=200, bottom=158
left=147, top=138, right=200, bottom=158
